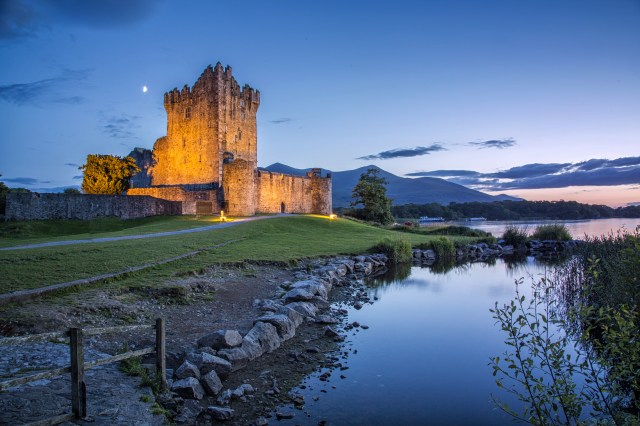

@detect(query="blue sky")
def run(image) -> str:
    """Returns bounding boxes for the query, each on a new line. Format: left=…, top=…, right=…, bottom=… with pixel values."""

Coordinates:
left=1, top=0, right=639, bottom=206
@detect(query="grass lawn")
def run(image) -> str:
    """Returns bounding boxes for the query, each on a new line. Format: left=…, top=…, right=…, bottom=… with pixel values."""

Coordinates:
left=0, top=215, right=225, bottom=248
left=0, top=215, right=477, bottom=293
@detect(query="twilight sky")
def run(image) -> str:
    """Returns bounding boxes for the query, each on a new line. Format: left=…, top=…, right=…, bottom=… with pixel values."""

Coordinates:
left=1, top=0, right=639, bottom=207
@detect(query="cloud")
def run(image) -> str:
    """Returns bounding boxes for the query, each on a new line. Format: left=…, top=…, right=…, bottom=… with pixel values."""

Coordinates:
left=72, top=175, right=83, bottom=180
left=469, top=138, right=517, bottom=149
left=627, top=202, right=640, bottom=207
left=64, top=162, right=80, bottom=167
left=489, top=166, right=640, bottom=191
left=3, top=177, right=50, bottom=185
left=408, top=156, right=640, bottom=191
left=485, top=163, right=571, bottom=179
left=270, top=118, right=292, bottom=124
left=0, top=0, right=41, bottom=40
left=357, top=144, right=446, bottom=160
left=0, top=69, right=90, bottom=106
left=0, top=0, right=158, bottom=41
left=573, top=156, right=640, bottom=172
left=101, top=113, right=141, bottom=139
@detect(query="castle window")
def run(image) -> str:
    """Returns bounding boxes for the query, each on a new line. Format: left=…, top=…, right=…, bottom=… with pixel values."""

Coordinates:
left=238, top=130, right=242, bottom=140
left=241, top=112, right=246, bottom=120
left=185, top=107, right=192, bottom=119
left=182, top=137, right=186, bottom=148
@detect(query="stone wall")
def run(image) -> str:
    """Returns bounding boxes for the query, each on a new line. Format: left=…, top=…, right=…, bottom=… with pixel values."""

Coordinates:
left=127, top=187, right=219, bottom=215
left=222, top=159, right=256, bottom=216
left=255, top=170, right=332, bottom=215
left=5, top=193, right=182, bottom=221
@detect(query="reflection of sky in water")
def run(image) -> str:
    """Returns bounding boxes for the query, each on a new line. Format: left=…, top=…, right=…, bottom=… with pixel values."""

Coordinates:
left=440, top=218, right=640, bottom=239
left=275, top=259, right=563, bottom=425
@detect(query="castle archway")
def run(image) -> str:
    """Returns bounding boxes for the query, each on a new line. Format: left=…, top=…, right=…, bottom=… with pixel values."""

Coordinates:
left=280, top=202, right=286, bottom=213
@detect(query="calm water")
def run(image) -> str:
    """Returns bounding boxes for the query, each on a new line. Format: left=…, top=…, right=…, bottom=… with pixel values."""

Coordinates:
left=430, top=217, right=640, bottom=238
left=272, top=218, right=637, bottom=424
left=276, top=258, right=558, bottom=425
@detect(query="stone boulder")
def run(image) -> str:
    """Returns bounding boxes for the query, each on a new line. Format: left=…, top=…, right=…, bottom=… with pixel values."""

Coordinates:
left=241, top=321, right=280, bottom=360
left=174, top=360, right=200, bottom=380
left=207, top=406, right=234, bottom=421
left=285, top=301, right=318, bottom=319
left=171, top=377, right=205, bottom=400
left=282, top=287, right=316, bottom=302
left=277, top=305, right=305, bottom=327
left=354, top=261, right=373, bottom=275
left=255, top=313, right=296, bottom=340
left=201, top=370, right=223, bottom=396
left=197, top=330, right=243, bottom=350
left=216, top=347, right=250, bottom=372
left=284, top=279, right=329, bottom=302
left=187, top=352, right=232, bottom=378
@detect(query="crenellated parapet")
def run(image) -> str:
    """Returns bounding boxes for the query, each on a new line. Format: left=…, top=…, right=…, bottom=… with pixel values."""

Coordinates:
left=163, top=63, right=260, bottom=111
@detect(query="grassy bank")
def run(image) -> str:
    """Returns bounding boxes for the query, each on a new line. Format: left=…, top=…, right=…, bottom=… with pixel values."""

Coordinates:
left=0, top=215, right=476, bottom=293
left=0, top=216, right=223, bottom=248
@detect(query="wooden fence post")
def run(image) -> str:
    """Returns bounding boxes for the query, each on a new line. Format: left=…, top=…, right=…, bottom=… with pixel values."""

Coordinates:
left=155, top=318, right=166, bottom=390
left=69, top=327, right=86, bottom=419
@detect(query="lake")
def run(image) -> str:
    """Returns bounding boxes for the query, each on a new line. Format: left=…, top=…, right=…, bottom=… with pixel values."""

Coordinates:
left=427, top=217, right=640, bottom=239
left=273, top=219, right=636, bottom=424
left=275, top=258, right=553, bottom=425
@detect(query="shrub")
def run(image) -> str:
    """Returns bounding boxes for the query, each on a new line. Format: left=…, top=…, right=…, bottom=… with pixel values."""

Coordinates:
left=531, top=223, right=572, bottom=241
left=370, top=238, right=412, bottom=264
left=501, top=225, right=528, bottom=247
left=416, top=236, right=456, bottom=260
left=491, top=229, right=640, bottom=423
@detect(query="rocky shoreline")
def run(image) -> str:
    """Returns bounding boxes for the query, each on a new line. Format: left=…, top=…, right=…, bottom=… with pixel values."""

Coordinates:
left=412, top=238, right=584, bottom=266
left=156, top=254, right=389, bottom=424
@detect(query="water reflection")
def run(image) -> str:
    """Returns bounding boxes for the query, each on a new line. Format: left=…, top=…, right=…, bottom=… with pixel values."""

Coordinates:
left=275, top=258, right=564, bottom=425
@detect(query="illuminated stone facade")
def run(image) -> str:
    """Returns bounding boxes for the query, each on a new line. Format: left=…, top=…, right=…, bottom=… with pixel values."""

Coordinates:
left=128, top=63, right=331, bottom=216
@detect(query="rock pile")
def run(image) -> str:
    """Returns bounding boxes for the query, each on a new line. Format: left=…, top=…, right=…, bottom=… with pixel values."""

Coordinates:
left=412, top=239, right=583, bottom=265
left=159, top=253, right=389, bottom=422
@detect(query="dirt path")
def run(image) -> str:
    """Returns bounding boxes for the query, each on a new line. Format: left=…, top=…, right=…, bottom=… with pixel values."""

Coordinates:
left=0, top=214, right=287, bottom=251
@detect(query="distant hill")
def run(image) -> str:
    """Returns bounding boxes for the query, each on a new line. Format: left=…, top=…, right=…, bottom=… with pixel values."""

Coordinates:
left=261, top=163, right=522, bottom=207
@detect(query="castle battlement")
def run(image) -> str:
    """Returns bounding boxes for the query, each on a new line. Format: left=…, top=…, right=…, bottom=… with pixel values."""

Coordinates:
left=164, top=63, right=260, bottom=110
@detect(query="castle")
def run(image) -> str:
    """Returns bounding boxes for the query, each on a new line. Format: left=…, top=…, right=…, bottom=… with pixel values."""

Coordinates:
left=128, top=62, right=332, bottom=216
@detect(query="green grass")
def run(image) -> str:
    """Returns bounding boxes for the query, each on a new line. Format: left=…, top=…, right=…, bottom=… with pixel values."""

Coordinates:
left=0, top=215, right=225, bottom=248
left=0, top=216, right=477, bottom=294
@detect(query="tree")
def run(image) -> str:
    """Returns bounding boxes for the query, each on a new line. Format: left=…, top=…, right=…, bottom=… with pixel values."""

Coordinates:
left=351, top=168, right=394, bottom=225
left=63, top=187, right=81, bottom=194
left=80, top=154, right=140, bottom=195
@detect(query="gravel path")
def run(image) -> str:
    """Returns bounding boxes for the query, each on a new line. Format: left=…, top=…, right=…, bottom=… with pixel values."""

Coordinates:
left=0, top=214, right=287, bottom=251
left=0, top=342, right=165, bottom=425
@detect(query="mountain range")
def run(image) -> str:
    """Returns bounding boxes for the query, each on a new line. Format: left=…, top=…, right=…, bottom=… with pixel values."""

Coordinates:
left=262, top=163, right=522, bottom=207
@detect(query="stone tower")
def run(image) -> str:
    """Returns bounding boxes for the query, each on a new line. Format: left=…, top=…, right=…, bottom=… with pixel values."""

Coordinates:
left=149, top=63, right=260, bottom=187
